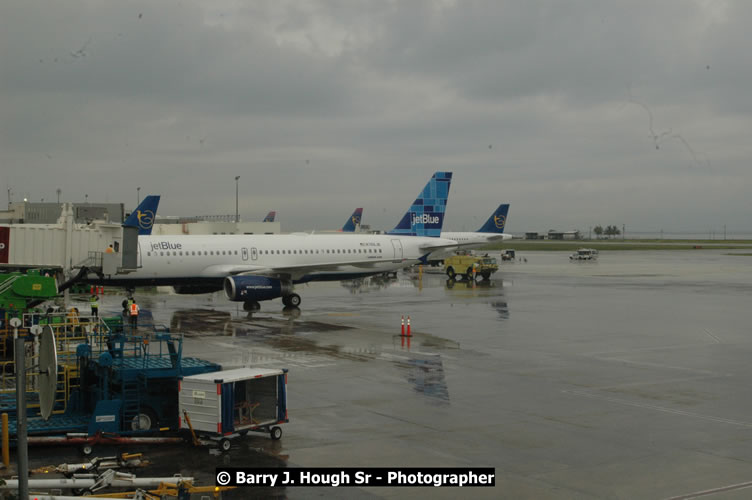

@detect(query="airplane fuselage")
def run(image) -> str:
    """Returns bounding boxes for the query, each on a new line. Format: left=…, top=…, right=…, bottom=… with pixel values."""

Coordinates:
left=91, top=233, right=458, bottom=288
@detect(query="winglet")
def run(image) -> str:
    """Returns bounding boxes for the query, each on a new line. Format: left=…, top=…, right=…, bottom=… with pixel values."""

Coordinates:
left=341, top=208, right=363, bottom=232
left=123, top=195, right=160, bottom=235
left=388, top=172, right=452, bottom=237
left=476, top=204, right=510, bottom=233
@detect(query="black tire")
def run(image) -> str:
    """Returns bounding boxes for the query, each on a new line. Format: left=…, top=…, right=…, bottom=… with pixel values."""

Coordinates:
left=446, top=267, right=456, bottom=279
left=80, top=444, right=93, bottom=456
left=243, top=301, right=260, bottom=312
left=130, top=407, right=158, bottom=431
left=270, top=426, right=282, bottom=440
left=287, top=294, right=301, bottom=307
left=220, top=438, right=232, bottom=452
left=466, top=267, right=474, bottom=280
left=481, top=271, right=491, bottom=280
left=281, top=295, right=290, bottom=307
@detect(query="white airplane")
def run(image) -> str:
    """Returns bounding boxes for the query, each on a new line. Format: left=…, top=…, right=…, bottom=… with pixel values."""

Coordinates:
left=90, top=172, right=458, bottom=310
left=424, top=204, right=511, bottom=264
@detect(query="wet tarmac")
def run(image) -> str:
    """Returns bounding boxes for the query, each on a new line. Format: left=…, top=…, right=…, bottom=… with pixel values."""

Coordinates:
left=27, top=250, right=752, bottom=499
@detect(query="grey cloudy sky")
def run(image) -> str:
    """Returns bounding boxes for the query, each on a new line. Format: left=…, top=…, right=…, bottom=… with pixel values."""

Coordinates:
left=2, top=0, right=750, bottom=235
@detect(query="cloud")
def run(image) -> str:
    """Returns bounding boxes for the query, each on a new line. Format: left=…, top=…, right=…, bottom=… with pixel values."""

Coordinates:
left=1, top=0, right=751, bottom=233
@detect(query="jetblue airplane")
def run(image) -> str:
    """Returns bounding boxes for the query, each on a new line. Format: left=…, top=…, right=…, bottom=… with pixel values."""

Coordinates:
left=89, top=172, right=458, bottom=310
left=426, top=204, right=512, bottom=263
left=340, top=208, right=363, bottom=232
left=262, top=211, right=276, bottom=222
left=441, top=203, right=511, bottom=245
left=123, top=195, right=161, bottom=236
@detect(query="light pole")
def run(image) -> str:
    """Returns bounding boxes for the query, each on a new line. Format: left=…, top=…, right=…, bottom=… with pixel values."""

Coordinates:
left=56, top=188, right=61, bottom=204
left=235, top=176, right=240, bottom=223
left=137, top=186, right=141, bottom=205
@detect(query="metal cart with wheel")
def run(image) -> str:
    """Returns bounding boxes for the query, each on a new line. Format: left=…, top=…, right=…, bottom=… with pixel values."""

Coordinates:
left=179, top=367, right=289, bottom=451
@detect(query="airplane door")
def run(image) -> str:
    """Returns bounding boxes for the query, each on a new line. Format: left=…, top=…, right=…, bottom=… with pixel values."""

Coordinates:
left=251, top=247, right=258, bottom=260
left=241, top=248, right=248, bottom=261
left=391, top=239, right=403, bottom=259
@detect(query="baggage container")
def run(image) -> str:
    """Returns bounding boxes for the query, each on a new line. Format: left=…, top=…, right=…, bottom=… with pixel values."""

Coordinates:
left=179, top=367, right=288, bottom=450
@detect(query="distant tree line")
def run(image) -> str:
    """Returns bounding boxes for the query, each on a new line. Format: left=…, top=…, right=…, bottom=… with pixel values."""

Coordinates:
left=593, top=225, right=621, bottom=239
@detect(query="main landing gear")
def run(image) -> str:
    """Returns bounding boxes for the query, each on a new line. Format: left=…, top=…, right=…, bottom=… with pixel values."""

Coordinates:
left=282, top=293, right=301, bottom=307
left=243, top=301, right=261, bottom=312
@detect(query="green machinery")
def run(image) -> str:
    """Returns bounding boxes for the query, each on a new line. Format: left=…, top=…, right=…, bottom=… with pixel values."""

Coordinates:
left=0, top=270, right=58, bottom=311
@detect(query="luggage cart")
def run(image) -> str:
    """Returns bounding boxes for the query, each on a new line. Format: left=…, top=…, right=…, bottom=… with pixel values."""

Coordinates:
left=179, top=367, right=288, bottom=451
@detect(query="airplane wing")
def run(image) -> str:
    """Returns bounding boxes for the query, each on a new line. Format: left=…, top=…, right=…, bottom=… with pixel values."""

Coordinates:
left=418, top=242, right=461, bottom=253
left=200, top=258, right=403, bottom=282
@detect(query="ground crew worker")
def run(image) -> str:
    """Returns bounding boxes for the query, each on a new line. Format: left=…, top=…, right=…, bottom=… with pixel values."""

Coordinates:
left=105, top=244, right=114, bottom=254
left=129, top=299, right=139, bottom=329
left=90, top=294, right=99, bottom=318
left=67, top=307, right=80, bottom=333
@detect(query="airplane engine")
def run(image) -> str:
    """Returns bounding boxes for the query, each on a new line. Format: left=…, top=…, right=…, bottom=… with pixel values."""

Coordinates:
left=223, top=276, right=293, bottom=302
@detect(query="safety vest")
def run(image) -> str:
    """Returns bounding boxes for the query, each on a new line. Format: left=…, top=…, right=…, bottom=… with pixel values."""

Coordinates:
left=90, top=296, right=99, bottom=306
left=130, top=303, right=139, bottom=316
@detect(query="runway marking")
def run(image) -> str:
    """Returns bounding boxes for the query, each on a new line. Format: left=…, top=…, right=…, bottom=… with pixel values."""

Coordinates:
left=590, top=357, right=718, bottom=375
left=583, top=342, right=719, bottom=357
left=703, top=328, right=721, bottom=344
left=563, top=389, right=752, bottom=428
left=664, top=480, right=752, bottom=499
left=591, top=374, right=728, bottom=391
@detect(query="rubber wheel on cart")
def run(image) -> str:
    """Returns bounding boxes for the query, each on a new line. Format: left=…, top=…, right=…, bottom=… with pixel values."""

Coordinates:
left=80, top=444, right=93, bottom=456
left=220, top=438, right=232, bottom=452
left=270, top=426, right=282, bottom=440
left=131, top=407, right=159, bottom=431
left=466, top=267, right=475, bottom=280
left=446, top=267, right=456, bottom=279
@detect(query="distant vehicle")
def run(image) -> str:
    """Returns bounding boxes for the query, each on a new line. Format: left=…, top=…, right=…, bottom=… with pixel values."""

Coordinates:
left=501, top=249, right=516, bottom=262
left=444, top=253, right=498, bottom=280
left=570, top=248, right=599, bottom=261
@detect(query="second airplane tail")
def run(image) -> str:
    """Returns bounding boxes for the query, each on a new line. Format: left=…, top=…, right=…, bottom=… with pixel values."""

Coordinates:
left=387, top=172, right=452, bottom=237
left=263, top=211, right=276, bottom=222
left=341, top=208, right=363, bottom=232
left=123, top=195, right=160, bottom=235
left=476, top=204, right=510, bottom=233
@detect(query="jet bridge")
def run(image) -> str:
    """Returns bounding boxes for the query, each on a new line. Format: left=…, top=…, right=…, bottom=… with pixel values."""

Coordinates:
left=0, top=203, right=138, bottom=278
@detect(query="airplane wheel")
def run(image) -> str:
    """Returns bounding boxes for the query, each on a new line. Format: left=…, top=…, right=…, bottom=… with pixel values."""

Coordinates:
left=287, top=294, right=301, bottom=307
left=446, top=267, right=456, bottom=279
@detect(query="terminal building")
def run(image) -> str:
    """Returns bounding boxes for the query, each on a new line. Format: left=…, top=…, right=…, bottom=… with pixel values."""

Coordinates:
left=0, top=201, right=124, bottom=225
left=151, top=215, right=280, bottom=235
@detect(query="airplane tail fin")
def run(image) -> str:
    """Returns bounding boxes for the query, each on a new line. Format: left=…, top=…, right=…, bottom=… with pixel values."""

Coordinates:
left=477, top=204, right=510, bottom=233
left=341, top=208, right=363, bottom=232
left=387, top=172, right=452, bottom=237
left=262, top=211, right=276, bottom=222
left=123, top=195, right=160, bottom=235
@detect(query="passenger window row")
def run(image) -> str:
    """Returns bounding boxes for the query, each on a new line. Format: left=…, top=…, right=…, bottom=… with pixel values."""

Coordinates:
left=145, top=248, right=384, bottom=257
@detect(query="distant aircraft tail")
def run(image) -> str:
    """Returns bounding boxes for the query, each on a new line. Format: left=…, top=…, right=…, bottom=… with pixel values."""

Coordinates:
left=123, top=195, right=160, bottom=235
left=387, top=172, right=452, bottom=237
left=476, top=204, right=510, bottom=233
left=262, top=211, right=276, bottom=222
left=341, top=208, right=363, bottom=232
